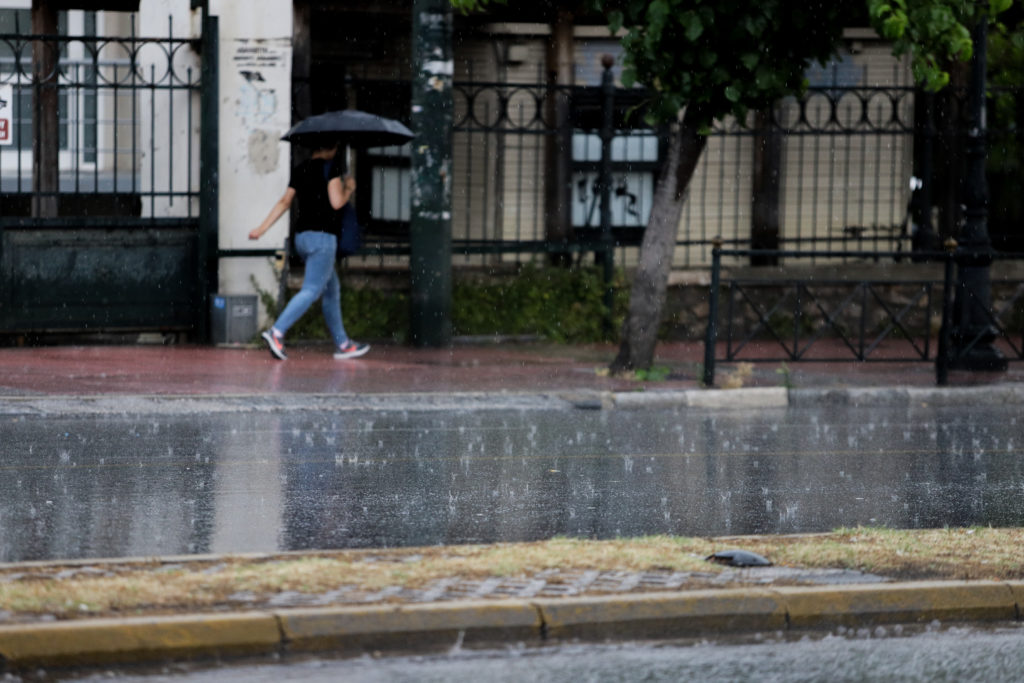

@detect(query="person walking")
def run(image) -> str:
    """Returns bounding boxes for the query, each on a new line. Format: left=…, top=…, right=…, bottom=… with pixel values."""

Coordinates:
left=249, top=144, right=369, bottom=361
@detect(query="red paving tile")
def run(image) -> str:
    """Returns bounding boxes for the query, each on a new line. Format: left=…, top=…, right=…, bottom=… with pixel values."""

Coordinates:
left=0, top=341, right=1019, bottom=397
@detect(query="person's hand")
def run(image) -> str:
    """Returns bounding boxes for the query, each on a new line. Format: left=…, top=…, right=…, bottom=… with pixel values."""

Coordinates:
left=249, top=228, right=262, bottom=240
left=343, top=175, right=356, bottom=192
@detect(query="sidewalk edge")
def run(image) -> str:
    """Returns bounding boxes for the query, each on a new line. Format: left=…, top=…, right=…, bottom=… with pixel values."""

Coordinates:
left=1, top=580, right=1021, bottom=673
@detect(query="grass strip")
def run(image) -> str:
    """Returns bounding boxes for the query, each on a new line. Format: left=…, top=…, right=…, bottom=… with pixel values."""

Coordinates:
left=2, top=527, right=1021, bottom=621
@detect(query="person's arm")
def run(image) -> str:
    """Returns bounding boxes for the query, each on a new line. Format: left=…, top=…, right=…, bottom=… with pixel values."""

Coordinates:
left=327, top=174, right=356, bottom=210
left=249, top=187, right=296, bottom=240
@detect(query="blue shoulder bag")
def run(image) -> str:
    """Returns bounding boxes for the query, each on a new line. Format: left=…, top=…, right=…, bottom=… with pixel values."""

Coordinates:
left=337, top=203, right=363, bottom=257
left=323, top=160, right=363, bottom=258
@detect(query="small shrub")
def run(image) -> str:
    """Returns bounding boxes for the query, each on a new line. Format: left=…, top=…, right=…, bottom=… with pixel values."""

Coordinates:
left=253, top=264, right=629, bottom=344
left=452, top=264, right=628, bottom=343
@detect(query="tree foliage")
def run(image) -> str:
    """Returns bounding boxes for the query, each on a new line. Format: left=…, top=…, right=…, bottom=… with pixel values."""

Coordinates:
left=868, top=0, right=1012, bottom=90
left=597, top=1, right=852, bottom=128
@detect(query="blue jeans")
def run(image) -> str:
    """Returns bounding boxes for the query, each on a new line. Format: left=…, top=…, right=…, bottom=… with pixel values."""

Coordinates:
left=272, top=231, right=349, bottom=346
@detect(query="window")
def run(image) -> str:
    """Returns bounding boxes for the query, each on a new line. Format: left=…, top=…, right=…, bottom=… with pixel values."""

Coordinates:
left=0, top=6, right=102, bottom=174
left=572, top=130, right=658, bottom=229
left=368, top=143, right=412, bottom=223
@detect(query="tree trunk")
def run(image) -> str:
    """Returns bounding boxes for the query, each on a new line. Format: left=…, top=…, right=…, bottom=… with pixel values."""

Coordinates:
left=610, top=106, right=708, bottom=372
left=31, top=1, right=59, bottom=218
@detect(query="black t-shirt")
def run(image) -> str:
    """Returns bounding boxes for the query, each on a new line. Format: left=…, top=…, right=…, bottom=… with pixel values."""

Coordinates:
left=288, top=157, right=343, bottom=234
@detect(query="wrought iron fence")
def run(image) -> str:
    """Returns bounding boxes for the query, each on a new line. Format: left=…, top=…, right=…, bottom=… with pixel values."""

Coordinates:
left=0, top=15, right=215, bottom=337
left=341, top=78, right=956, bottom=268
left=702, top=246, right=1024, bottom=387
left=0, top=16, right=201, bottom=219
left=346, top=76, right=1022, bottom=273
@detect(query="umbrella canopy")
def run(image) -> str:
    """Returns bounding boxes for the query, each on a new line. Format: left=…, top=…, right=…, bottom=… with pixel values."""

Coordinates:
left=282, top=110, right=414, bottom=148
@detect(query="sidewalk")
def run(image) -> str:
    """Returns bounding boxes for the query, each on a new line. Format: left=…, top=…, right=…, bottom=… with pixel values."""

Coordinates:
left=1, top=338, right=1021, bottom=398
left=1, top=339, right=1023, bottom=673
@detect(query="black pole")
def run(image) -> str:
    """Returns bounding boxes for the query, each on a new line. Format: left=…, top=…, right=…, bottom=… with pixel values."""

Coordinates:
left=911, top=89, right=938, bottom=257
left=936, top=238, right=958, bottom=385
left=198, top=12, right=218, bottom=344
left=949, top=17, right=1007, bottom=371
left=702, top=237, right=723, bottom=387
left=410, top=0, right=454, bottom=347
left=599, top=54, right=615, bottom=337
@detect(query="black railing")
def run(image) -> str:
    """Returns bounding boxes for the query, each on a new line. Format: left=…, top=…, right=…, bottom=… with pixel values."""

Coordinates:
left=703, top=245, right=1024, bottom=387
left=0, top=18, right=202, bottom=219
left=330, top=75, right=1024, bottom=271
left=1, top=16, right=214, bottom=337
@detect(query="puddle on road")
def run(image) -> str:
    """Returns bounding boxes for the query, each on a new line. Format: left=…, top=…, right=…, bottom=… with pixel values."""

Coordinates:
left=2, top=403, right=1022, bottom=562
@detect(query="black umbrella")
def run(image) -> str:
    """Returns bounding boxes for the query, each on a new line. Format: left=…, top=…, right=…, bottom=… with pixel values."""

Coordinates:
left=281, top=109, right=414, bottom=148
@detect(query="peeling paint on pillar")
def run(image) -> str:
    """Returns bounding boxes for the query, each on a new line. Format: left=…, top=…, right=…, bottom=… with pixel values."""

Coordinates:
left=410, top=1, right=453, bottom=347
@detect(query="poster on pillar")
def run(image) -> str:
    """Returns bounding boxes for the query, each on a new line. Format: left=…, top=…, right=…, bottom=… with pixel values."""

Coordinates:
left=228, top=38, right=292, bottom=176
left=221, top=37, right=292, bottom=251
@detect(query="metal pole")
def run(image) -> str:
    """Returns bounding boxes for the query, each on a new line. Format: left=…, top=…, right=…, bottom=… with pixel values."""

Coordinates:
left=197, top=11, right=218, bottom=344
left=599, top=54, right=615, bottom=337
left=410, top=0, right=453, bottom=347
left=911, top=89, right=938, bottom=256
left=703, top=237, right=723, bottom=387
left=936, top=238, right=958, bottom=385
left=949, top=17, right=1007, bottom=371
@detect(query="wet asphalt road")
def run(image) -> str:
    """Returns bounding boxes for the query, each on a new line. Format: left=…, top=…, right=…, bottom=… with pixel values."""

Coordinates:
left=2, top=401, right=1022, bottom=562
left=74, top=624, right=1024, bottom=682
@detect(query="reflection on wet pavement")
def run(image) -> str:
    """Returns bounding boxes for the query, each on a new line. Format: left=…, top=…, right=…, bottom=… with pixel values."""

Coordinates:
left=2, top=404, right=1022, bottom=562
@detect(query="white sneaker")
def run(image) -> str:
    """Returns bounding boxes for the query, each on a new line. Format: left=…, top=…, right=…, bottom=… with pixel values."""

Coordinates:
left=334, top=341, right=370, bottom=359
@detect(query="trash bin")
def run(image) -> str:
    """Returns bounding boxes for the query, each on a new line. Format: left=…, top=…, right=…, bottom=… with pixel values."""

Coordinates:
left=210, top=294, right=258, bottom=345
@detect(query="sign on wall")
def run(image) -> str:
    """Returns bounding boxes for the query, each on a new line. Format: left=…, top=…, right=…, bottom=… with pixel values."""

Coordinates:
left=229, top=39, right=292, bottom=176
left=0, top=84, right=12, bottom=146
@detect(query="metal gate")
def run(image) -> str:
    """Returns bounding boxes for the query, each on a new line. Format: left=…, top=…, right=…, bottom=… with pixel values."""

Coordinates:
left=0, top=12, right=217, bottom=340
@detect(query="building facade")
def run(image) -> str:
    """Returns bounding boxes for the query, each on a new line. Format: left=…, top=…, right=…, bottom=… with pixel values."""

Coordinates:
left=0, top=0, right=916, bottom=337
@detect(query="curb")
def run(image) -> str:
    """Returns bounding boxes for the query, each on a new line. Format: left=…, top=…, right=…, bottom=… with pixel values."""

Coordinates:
left=2, top=383, right=1023, bottom=417
left=787, top=384, right=1024, bottom=409
left=2, top=581, right=1022, bottom=673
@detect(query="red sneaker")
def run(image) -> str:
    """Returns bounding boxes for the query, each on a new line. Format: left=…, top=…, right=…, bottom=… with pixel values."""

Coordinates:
left=261, top=329, right=287, bottom=360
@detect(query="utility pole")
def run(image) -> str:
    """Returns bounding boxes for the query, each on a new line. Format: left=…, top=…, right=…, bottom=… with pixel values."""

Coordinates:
left=409, top=0, right=454, bottom=347
left=949, top=17, right=1007, bottom=372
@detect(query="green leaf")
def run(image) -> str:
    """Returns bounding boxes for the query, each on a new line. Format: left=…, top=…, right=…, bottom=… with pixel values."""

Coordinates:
left=869, top=3, right=893, bottom=21
left=754, top=65, right=775, bottom=90
left=647, top=0, right=670, bottom=29
left=621, top=66, right=637, bottom=88
left=990, top=0, right=1012, bottom=15
left=724, top=85, right=740, bottom=102
left=680, top=11, right=704, bottom=42
left=882, top=14, right=908, bottom=39
left=608, top=10, right=624, bottom=34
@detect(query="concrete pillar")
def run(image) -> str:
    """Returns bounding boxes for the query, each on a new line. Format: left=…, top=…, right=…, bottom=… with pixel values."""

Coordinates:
left=207, top=0, right=294, bottom=319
